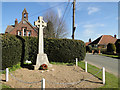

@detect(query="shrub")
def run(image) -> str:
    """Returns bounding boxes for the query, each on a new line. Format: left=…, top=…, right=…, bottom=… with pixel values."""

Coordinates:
left=101, top=48, right=107, bottom=54
left=115, top=39, right=120, bottom=54
left=22, top=36, right=38, bottom=64
left=107, top=43, right=116, bottom=54
left=2, top=34, right=22, bottom=69
left=2, top=34, right=86, bottom=68
left=86, top=45, right=92, bottom=53
left=44, top=38, right=86, bottom=63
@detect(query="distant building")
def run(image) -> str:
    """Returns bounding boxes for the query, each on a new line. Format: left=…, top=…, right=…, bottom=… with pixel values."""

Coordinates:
left=5, top=8, right=38, bottom=37
left=85, top=38, right=92, bottom=46
left=88, top=35, right=117, bottom=48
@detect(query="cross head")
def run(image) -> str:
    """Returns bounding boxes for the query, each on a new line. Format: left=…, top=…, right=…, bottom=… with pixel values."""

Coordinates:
left=34, top=16, right=47, bottom=28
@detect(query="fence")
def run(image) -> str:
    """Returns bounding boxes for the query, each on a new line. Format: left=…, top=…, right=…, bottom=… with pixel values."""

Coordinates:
left=1, top=60, right=105, bottom=89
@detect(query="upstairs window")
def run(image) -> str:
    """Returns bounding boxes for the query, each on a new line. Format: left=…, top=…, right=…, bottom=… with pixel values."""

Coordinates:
left=28, top=31, right=31, bottom=36
left=23, top=28, right=27, bottom=36
left=24, top=29, right=26, bottom=36
left=18, top=31, right=21, bottom=36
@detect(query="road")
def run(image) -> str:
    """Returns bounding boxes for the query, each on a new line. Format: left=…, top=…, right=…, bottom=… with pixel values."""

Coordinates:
left=85, top=53, right=119, bottom=76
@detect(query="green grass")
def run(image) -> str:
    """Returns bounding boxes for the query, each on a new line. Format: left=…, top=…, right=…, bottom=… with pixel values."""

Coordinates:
left=78, top=61, right=118, bottom=88
left=50, top=61, right=119, bottom=88
left=1, top=63, right=21, bottom=74
left=1, top=84, right=15, bottom=89
left=100, top=54, right=119, bottom=58
left=2, top=84, right=10, bottom=88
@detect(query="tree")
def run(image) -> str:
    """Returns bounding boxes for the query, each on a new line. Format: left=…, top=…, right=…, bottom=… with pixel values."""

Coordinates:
left=44, top=21, right=55, bottom=38
left=43, top=10, right=68, bottom=39
left=107, top=43, right=116, bottom=54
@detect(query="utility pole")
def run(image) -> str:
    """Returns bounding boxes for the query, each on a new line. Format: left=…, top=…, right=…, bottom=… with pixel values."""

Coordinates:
left=72, top=0, right=76, bottom=40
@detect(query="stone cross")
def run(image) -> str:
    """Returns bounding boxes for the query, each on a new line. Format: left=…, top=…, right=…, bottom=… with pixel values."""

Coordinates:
left=34, top=16, right=47, bottom=54
left=34, top=16, right=52, bottom=70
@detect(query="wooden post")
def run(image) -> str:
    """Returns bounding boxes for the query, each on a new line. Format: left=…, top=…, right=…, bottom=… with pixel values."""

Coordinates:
left=102, top=67, right=105, bottom=84
left=72, top=0, right=76, bottom=39
left=85, top=61, right=87, bottom=72
left=76, top=58, right=78, bottom=66
left=41, top=78, right=45, bottom=90
left=6, top=68, right=9, bottom=82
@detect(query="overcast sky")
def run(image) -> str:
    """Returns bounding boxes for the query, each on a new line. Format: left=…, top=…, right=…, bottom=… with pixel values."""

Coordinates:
left=1, top=1, right=118, bottom=42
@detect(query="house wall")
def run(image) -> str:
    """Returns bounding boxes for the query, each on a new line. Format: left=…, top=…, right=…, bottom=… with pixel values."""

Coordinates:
left=10, top=21, right=37, bottom=37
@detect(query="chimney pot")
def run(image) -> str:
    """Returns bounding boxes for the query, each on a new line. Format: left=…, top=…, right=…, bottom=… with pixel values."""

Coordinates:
left=114, top=34, right=116, bottom=38
left=15, top=18, right=18, bottom=27
left=89, top=38, right=91, bottom=42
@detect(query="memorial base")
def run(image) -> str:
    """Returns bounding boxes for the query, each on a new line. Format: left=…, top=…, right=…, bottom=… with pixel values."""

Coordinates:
left=34, top=53, right=52, bottom=70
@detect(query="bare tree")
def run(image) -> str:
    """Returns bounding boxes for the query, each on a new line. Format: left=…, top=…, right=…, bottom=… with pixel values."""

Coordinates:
left=43, top=10, right=68, bottom=39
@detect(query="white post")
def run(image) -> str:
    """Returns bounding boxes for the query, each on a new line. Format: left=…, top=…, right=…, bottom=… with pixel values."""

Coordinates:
left=76, top=58, right=78, bottom=66
left=85, top=61, right=87, bottom=72
left=102, top=67, right=105, bottom=84
left=6, top=68, right=9, bottom=82
left=41, top=78, right=45, bottom=90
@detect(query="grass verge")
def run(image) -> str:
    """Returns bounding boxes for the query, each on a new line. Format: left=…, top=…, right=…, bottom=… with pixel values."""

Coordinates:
left=0, top=63, right=21, bottom=89
left=99, top=54, right=119, bottom=59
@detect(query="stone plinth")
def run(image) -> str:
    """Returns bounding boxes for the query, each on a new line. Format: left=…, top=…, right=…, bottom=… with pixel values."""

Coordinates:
left=34, top=54, right=52, bottom=70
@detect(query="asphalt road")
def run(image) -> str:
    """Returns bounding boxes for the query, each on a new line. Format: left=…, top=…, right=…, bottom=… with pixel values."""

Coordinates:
left=85, top=53, right=119, bottom=76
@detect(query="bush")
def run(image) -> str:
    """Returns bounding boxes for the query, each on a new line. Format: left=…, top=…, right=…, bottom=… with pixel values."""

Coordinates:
left=107, top=43, right=116, bottom=54
left=2, top=34, right=86, bottom=68
left=101, top=48, right=107, bottom=54
left=22, top=36, right=38, bottom=64
left=2, top=34, right=22, bottom=69
left=115, top=39, right=120, bottom=54
left=44, top=38, right=86, bottom=63
left=86, top=45, right=92, bottom=53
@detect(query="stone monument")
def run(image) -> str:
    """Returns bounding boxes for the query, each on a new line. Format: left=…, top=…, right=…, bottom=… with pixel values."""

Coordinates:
left=34, top=16, right=52, bottom=70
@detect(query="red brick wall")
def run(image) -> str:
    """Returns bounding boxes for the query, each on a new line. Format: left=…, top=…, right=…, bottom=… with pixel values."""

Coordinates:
left=10, top=21, right=37, bottom=37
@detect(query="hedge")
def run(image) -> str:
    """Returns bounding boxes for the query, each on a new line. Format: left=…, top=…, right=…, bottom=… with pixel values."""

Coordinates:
left=2, top=34, right=22, bottom=69
left=2, top=34, right=86, bottom=68
left=44, top=38, right=86, bottom=63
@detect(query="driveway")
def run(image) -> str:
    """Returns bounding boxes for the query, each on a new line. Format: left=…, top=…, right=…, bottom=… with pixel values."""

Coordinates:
left=85, top=53, right=119, bottom=76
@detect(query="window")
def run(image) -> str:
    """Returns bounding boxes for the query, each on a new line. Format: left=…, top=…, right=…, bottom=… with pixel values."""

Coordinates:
left=24, top=29, right=26, bottom=36
left=28, top=32, right=31, bottom=36
left=23, top=28, right=27, bottom=36
left=18, top=31, right=21, bottom=36
left=19, top=31, right=21, bottom=35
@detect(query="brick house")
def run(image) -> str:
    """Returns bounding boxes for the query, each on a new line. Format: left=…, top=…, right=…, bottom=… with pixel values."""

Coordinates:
left=5, top=8, right=38, bottom=37
left=88, top=35, right=117, bottom=48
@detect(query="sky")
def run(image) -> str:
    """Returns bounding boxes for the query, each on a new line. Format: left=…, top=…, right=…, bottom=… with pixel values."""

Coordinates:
left=1, top=1, right=119, bottom=42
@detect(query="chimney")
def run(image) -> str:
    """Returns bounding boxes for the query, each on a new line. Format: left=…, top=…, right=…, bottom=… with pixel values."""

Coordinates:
left=89, top=38, right=91, bottom=42
left=15, top=19, right=18, bottom=27
left=114, top=34, right=116, bottom=38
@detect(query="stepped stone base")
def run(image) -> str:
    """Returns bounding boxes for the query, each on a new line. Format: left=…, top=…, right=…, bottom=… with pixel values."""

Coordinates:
left=33, top=53, right=52, bottom=70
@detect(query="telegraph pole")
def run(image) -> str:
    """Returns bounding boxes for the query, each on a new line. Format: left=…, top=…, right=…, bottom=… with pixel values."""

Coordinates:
left=72, top=0, right=76, bottom=40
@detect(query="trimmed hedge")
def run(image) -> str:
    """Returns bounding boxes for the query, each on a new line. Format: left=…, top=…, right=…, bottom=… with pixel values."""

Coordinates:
left=2, top=34, right=22, bottom=69
left=44, top=38, right=86, bottom=62
left=2, top=34, right=86, bottom=68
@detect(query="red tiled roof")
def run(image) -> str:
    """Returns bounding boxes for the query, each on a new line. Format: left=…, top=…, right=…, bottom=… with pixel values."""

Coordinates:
left=85, top=42, right=91, bottom=46
left=89, top=35, right=117, bottom=45
left=5, top=25, right=14, bottom=33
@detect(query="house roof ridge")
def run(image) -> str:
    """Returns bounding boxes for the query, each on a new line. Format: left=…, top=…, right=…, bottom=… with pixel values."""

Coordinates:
left=98, top=35, right=103, bottom=45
